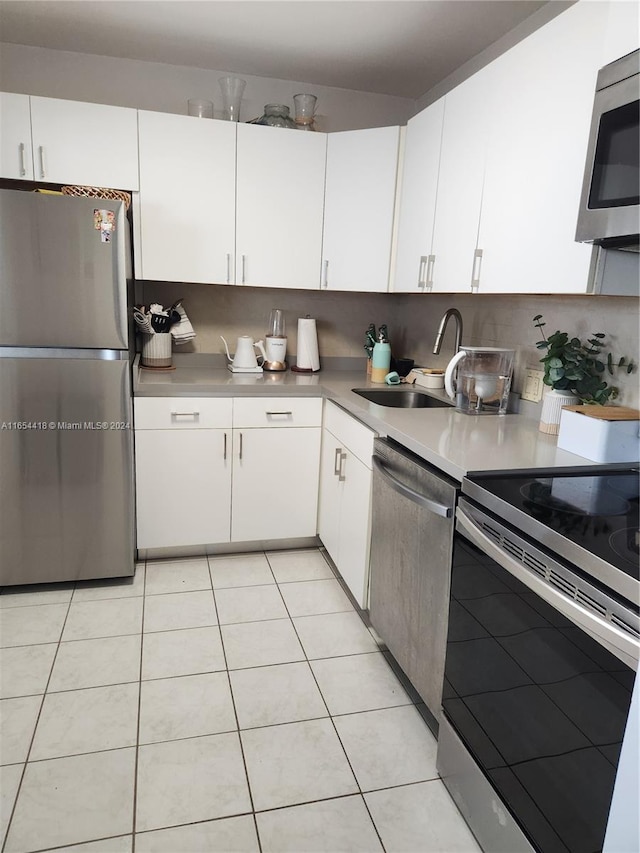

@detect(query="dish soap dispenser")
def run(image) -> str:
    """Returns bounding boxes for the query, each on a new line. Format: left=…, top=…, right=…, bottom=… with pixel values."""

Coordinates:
left=371, top=329, right=391, bottom=384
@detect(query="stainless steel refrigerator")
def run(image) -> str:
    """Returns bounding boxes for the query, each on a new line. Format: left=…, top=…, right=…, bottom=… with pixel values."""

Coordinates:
left=0, top=188, right=134, bottom=585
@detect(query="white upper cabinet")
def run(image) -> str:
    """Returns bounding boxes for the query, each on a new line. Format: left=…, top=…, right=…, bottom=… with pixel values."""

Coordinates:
left=0, top=93, right=33, bottom=180
left=429, top=64, right=497, bottom=293
left=137, top=111, right=236, bottom=284
left=393, top=98, right=445, bottom=292
left=321, top=126, right=400, bottom=292
left=601, top=0, right=639, bottom=67
left=475, top=1, right=606, bottom=293
left=29, top=97, right=139, bottom=190
left=236, top=123, right=327, bottom=289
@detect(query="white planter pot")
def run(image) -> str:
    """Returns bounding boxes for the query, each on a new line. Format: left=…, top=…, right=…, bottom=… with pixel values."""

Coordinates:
left=539, top=389, right=579, bottom=435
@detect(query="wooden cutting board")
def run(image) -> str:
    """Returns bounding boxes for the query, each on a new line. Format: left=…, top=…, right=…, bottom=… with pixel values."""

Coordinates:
left=562, top=405, right=640, bottom=421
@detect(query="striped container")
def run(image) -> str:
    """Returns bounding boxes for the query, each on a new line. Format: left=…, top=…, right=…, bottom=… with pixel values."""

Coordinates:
left=141, top=333, right=172, bottom=368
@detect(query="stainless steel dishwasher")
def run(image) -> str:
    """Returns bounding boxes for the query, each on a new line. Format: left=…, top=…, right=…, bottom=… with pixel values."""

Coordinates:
left=369, top=437, right=459, bottom=732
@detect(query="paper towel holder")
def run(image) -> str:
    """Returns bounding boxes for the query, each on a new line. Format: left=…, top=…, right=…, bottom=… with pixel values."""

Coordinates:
left=291, top=315, right=321, bottom=373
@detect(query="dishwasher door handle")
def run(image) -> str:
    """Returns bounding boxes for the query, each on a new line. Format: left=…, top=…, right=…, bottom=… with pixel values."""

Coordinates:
left=372, top=455, right=452, bottom=518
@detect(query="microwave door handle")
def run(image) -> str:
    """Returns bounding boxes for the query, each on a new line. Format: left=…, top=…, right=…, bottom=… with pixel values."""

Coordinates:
left=372, top=455, right=452, bottom=518
left=456, top=505, right=639, bottom=669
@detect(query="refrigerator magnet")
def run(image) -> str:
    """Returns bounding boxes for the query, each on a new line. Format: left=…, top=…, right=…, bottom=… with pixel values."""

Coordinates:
left=94, top=208, right=116, bottom=242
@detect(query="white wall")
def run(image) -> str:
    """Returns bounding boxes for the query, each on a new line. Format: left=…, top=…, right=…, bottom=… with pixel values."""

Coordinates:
left=0, top=42, right=413, bottom=131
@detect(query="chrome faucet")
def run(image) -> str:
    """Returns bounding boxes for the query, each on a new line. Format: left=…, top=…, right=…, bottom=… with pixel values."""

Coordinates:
left=433, top=308, right=463, bottom=355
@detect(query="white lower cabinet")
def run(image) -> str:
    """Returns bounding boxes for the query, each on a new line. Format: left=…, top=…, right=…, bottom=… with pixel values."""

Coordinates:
left=134, top=397, right=233, bottom=550
left=318, top=401, right=375, bottom=609
left=231, top=427, right=321, bottom=542
left=136, top=427, right=232, bottom=549
left=135, top=396, right=321, bottom=550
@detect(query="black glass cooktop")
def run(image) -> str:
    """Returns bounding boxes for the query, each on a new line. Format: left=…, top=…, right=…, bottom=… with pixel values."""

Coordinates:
left=464, top=466, right=640, bottom=587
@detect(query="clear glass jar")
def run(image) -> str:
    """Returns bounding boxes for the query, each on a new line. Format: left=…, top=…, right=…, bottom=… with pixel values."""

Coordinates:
left=255, top=104, right=296, bottom=129
left=293, top=94, right=317, bottom=131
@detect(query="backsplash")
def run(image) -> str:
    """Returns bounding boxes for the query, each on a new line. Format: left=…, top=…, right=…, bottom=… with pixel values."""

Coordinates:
left=142, top=281, right=639, bottom=409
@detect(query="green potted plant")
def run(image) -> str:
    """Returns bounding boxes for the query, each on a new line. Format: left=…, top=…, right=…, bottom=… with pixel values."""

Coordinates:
left=533, top=315, right=633, bottom=433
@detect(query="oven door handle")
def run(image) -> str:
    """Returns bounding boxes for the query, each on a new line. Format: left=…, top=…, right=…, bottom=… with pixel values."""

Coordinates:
left=456, top=504, right=639, bottom=669
left=372, top=455, right=452, bottom=518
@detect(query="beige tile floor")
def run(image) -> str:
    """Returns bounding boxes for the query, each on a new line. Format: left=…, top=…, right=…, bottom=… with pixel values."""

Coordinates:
left=0, top=548, right=482, bottom=853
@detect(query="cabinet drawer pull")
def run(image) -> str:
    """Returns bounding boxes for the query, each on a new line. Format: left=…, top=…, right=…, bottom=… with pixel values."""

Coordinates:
left=171, top=410, right=200, bottom=418
left=19, top=143, right=26, bottom=177
left=471, top=248, right=483, bottom=291
left=338, top=450, right=347, bottom=482
left=334, top=446, right=342, bottom=476
left=226, top=253, right=231, bottom=284
left=266, top=411, right=292, bottom=417
left=38, top=146, right=46, bottom=179
left=224, top=432, right=227, bottom=460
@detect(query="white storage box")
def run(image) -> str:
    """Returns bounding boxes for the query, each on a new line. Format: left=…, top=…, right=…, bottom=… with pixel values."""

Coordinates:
left=557, top=406, right=640, bottom=462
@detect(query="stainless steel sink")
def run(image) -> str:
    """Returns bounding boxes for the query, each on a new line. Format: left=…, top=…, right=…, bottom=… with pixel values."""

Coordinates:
left=352, top=388, right=452, bottom=408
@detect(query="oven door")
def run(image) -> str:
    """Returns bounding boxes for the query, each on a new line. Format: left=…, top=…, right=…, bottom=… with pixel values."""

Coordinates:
left=438, top=498, right=638, bottom=853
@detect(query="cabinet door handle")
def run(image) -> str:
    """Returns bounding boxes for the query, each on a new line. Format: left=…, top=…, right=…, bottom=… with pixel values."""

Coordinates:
left=239, top=432, right=243, bottom=460
left=241, top=254, right=246, bottom=284
left=426, top=254, right=436, bottom=291
left=226, top=253, right=231, bottom=284
left=19, top=143, right=26, bottom=177
left=323, top=259, right=329, bottom=289
left=338, top=450, right=347, bottom=482
left=38, top=146, right=46, bottom=179
left=223, top=432, right=227, bottom=460
left=418, top=255, right=428, bottom=289
left=334, top=446, right=342, bottom=476
left=471, top=248, right=483, bottom=291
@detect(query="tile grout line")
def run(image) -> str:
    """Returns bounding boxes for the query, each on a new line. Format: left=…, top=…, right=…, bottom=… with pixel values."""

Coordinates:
left=0, top=583, right=78, bottom=853
left=207, top=553, right=264, bottom=853
left=131, top=559, right=148, bottom=853
left=263, top=551, right=388, bottom=852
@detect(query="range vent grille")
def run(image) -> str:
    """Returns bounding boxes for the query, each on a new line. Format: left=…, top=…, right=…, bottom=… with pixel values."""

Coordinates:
left=478, top=518, right=638, bottom=642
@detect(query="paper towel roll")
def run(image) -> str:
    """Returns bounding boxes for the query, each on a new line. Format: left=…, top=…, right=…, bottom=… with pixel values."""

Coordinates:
left=294, top=317, right=320, bottom=372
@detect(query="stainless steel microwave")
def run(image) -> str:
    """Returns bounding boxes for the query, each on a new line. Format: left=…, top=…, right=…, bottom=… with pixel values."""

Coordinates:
left=576, top=49, right=639, bottom=249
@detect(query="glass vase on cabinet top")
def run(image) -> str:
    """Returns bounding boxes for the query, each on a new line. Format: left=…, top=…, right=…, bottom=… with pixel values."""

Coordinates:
left=293, top=94, right=317, bottom=131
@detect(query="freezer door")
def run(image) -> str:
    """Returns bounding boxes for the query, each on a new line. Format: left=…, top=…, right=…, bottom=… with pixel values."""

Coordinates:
left=0, top=189, right=128, bottom=349
left=0, top=357, right=134, bottom=584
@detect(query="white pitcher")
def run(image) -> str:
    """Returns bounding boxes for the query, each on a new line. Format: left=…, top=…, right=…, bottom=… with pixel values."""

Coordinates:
left=221, top=335, right=266, bottom=369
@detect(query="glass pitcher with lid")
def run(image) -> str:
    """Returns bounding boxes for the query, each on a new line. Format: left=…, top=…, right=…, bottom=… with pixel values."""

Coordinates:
left=444, top=346, right=515, bottom=415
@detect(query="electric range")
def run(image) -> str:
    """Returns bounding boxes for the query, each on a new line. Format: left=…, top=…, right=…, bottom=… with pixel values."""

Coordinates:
left=463, top=463, right=639, bottom=606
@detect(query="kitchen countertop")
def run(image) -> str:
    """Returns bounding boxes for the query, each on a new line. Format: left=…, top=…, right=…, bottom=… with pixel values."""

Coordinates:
left=134, top=356, right=597, bottom=481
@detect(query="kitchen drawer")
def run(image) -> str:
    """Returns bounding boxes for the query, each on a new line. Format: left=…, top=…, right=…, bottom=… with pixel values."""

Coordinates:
left=324, top=399, right=376, bottom=467
left=134, top=397, right=233, bottom=429
left=233, top=397, right=322, bottom=428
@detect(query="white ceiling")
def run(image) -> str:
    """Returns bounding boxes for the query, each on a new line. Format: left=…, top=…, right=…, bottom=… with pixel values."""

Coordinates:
left=0, top=0, right=553, bottom=99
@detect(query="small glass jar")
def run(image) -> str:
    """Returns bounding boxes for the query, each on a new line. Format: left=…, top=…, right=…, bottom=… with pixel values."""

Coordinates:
left=255, top=104, right=296, bottom=129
